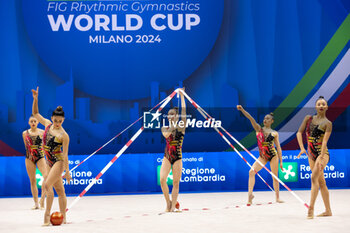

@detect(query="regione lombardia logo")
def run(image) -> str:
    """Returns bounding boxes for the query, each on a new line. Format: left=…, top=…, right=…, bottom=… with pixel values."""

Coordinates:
left=157, top=165, right=173, bottom=186
left=279, top=162, right=298, bottom=182
left=36, top=168, right=44, bottom=189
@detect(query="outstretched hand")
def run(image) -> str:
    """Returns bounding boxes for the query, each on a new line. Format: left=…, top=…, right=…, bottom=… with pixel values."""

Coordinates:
left=237, top=105, right=243, bottom=111
left=31, top=87, right=39, bottom=99
left=297, top=149, right=307, bottom=158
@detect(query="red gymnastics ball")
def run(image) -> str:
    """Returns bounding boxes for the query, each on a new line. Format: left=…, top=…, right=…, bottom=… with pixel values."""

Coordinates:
left=175, top=201, right=180, bottom=209
left=50, top=212, right=64, bottom=226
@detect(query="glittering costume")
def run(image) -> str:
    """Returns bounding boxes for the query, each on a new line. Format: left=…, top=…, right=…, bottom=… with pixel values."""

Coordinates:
left=306, top=116, right=329, bottom=161
left=164, top=129, right=184, bottom=164
left=24, top=130, right=44, bottom=164
left=256, top=129, right=277, bottom=161
left=43, top=124, right=63, bottom=167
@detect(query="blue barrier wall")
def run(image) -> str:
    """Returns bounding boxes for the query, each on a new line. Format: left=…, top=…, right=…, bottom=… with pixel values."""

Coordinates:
left=0, top=149, right=349, bottom=197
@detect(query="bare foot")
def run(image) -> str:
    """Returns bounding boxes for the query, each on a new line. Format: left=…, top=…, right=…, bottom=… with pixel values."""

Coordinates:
left=276, top=198, right=284, bottom=203
left=32, top=201, right=40, bottom=210
left=63, top=212, right=67, bottom=224
left=165, top=201, right=172, bottom=212
left=317, top=211, right=332, bottom=217
left=247, top=194, right=254, bottom=205
left=170, top=203, right=175, bottom=212
left=307, top=207, right=314, bottom=219
left=42, top=213, right=50, bottom=226
left=170, top=200, right=178, bottom=212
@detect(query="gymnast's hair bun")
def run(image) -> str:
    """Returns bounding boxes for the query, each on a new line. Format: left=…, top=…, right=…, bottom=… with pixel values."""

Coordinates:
left=172, top=106, right=179, bottom=114
left=52, top=106, right=65, bottom=117
left=316, top=96, right=327, bottom=104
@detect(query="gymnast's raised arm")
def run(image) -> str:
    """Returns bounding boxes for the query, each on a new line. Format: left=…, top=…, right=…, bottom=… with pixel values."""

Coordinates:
left=31, top=87, right=51, bottom=127
left=236, top=105, right=261, bottom=132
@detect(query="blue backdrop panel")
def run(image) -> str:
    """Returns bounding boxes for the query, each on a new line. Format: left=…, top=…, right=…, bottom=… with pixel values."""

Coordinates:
left=1, top=0, right=349, bottom=155
left=0, top=149, right=348, bottom=197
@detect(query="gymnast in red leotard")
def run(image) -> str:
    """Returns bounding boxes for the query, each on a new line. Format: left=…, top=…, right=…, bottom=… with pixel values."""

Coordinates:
left=31, top=87, right=71, bottom=225
left=22, top=115, right=47, bottom=210
left=297, top=96, right=332, bottom=219
left=237, top=105, right=284, bottom=205
left=160, top=88, right=186, bottom=212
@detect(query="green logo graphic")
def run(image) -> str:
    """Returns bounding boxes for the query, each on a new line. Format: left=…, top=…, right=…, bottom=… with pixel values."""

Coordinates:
left=36, top=168, right=44, bottom=189
left=279, top=162, right=298, bottom=182
left=157, top=165, right=173, bottom=186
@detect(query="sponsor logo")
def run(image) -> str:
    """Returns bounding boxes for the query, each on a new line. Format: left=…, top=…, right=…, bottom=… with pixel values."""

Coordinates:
left=144, top=112, right=162, bottom=129
left=36, top=168, right=44, bottom=189
left=300, top=164, right=345, bottom=180
left=181, top=167, right=225, bottom=183
left=144, top=111, right=221, bottom=129
left=63, top=170, right=103, bottom=186
left=279, top=160, right=346, bottom=181
left=156, top=165, right=226, bottom=185
left=157, top=165, right=173, bottom=186
left=279, top=162, right=298, bottom=182
left=63, top=160, right=103, bottom=186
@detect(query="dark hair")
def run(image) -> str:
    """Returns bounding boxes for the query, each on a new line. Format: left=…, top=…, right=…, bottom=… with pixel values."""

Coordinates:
left=316, top=96, right=327, bottom=104
left=267, top=112, right=274, bottom=119
left=52, top=106, right=65, bottom=117
left=29, top=114, right=37, bottom=121
left=172, top=107, right=179, bottom=114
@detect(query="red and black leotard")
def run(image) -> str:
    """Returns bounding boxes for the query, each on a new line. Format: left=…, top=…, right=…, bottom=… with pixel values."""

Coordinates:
left=256, top=129, right=277, bottom=161
left=164, top=129, right=184, bottom=165
left=24, top=130, right=44, bottom=164
left=43, top=124, right=63, bottom=167
left=306, top=116, right=329, bottom=161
